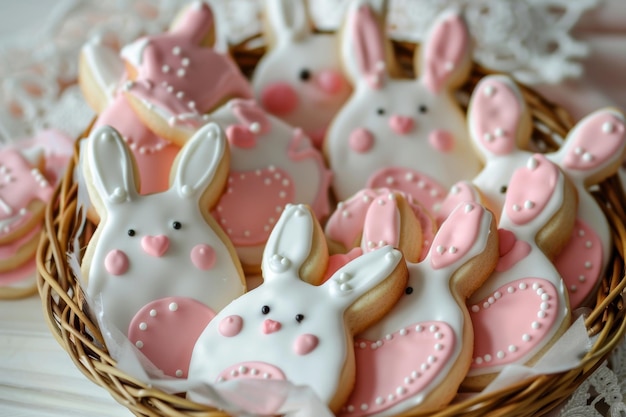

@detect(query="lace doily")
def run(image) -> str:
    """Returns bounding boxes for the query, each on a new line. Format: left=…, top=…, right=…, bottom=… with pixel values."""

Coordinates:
left=0, top=1, right=623, bottom=416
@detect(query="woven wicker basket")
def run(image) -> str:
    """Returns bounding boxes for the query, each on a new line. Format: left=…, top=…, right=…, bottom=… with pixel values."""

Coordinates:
left=36, top=37, right=626, bottom=417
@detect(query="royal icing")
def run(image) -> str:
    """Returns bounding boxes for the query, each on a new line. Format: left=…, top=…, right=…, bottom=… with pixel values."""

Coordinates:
left=325, top=5, right=479, bottom=210
left=188, top=204, right=405, bottom=411
left=209, top=99, right=332, bottom=270
left=464, top=74, right=626, bottom=308
left=121, top=1, right=251, bottom=135
left=252, top=0, right=351, bottom=149
left=467, top=154, right=571, bottom=378
left=93, top=94, right=181, bottom=195
left=0, top=148, right=53, bottom=241
left=339, top=201, right=496, bottom=416
left=81, top=123, right=246, bottom=335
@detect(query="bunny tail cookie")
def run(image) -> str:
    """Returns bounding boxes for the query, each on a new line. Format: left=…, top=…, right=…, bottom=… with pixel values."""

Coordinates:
left=80, top=123, right=245, bottom=336
left=188, top=204, right=408, bottom=413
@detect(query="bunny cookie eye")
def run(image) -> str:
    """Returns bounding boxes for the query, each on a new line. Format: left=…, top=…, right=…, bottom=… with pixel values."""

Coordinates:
left=295, top=314, right=305, bottom=323
left=376, top=108, right=386, bottom=116
left=299, top=68, right=311, bottom=81
left=405, top=286, right=414, bottom=295
left=499, top=185, right=508, bottom=194
left=172, top=221, right=182, bottom=230
left=261, top=305, right=271, bottom=315
left=418, top=105, right=428, bottom=114
left=127, top=229, right=137, bottom=237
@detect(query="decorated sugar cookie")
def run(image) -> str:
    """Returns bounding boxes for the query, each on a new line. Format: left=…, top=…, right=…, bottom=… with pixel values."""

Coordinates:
left=252, top=0, right=352, bottom=148
left=80, top=123, right=246, bottom=336
left=121, top=1, right=252, bottom=144
left=324, top=3, right=480, bottom=210
left=464, top=154, right=575, bottom=389
left=188, top=204, right=408, bottom=413
left=325, top=188, right=436, bottom=267
left=339, top=200, right=498, bottom=416
left=455, top=74, right=626, bottom=308
left=209, top=98, right=332, bottom=273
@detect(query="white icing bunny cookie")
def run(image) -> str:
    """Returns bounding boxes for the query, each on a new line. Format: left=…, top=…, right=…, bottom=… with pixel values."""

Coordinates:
left=80, top=123, right=246, bottom=336
left=252, top=0, right=352, bottom=148
left=464, top=154, right=575, bottom=389
left=456, top=74, right=626, bottom=308
left=188, top=204, right=408, bottom=413
left=209, top=98, right=332, bottom=273
left=339, top=200, right=498, bottom=416
left=324, top=2, right=480, bottom=211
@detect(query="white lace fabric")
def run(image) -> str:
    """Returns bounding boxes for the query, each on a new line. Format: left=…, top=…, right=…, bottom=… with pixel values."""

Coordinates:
left=0, top=0, right=624, bottom=416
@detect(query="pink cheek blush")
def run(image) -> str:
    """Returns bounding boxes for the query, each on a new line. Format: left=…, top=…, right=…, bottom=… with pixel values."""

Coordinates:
left=349, top=128, right=374, bottom=153
left=315, top=69, right=346, bottom=95
left=260, top=82, right=299, bottom=115
left=293, top=334, right=319, bottom=355
left=104, top=249, right=129, bottom=275
left=429, top=129, right=455, bottom=153
left=219, top=315, right=243, bottom=337
left=191, top=244, right=216, bottom=270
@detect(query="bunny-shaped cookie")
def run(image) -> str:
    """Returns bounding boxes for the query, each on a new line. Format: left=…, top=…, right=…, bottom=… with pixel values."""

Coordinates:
left=324, top=2, right=480, bottom=211
left=209, top=98, right=332, bottom=273
left=188, top=204, right=408, bottom=413
left=121, top=1, right=252, bottom=144
left=456, top=74, right=626, bottom=308
left=464, top=154, right=575, bottom=389
left=252, top=0, right=352, bottom=148
left=339, top=200, right=498, bottom=416
left=81, top=123, right=246, bottom=336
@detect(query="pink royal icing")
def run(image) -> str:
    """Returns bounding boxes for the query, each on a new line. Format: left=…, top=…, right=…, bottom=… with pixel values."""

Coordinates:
left=122, top=2, right=251, bottom=128
left=190, top=244, right=216, bottom=270
left=470, top=279, right=559, bottom=368
left=260, top=82, right=299, bottom=116
left=128, top=296, right=216, bottom=378
left=495, top=229, right=531, bottom=272
left=219, top=315, right=244, bottom=337
left=141, top=235, right=170, bottom=257
left=104, top=249, right=130, bottom=276
left=216, top=362, right=286, bottom=382
left=343, top=322, right=454, bottom=416
left=388, top=115, right=415, bottom=135
left=349, top=128, right=375, bottom=153
left=428, top=129, right=455, bottom=153
left=430, top=202, right=483, bottom=270
left=350, top=5, right=386, bottom=89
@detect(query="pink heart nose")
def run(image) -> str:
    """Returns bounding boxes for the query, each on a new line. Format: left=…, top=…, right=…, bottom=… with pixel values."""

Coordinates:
left=389, top=115, right=415, bottom=135
left=262, top=319, right=282, bottom=334
left=315, top=69, right=346, bottom=95
left=141, top=235, right=170, bottom=257
left=260, top=82, right=299, bottom=115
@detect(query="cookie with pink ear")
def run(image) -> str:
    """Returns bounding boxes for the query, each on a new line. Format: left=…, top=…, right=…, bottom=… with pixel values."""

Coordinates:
left=188, top=204, right=408, bottom=413
left=465, top=74, right=626, bottom=308
left=121, top=1, right=252, bottom=145
left=252, top=0, right=352, bottom=148
left=340, top=201, right=498, bottom=416
left=325, top=4, right=480, bottom=212
left=208, top=98, right=332, bottom=274
left=464, top=154, right=576, bottom=390
left=80, top=122, right=246, bottom=337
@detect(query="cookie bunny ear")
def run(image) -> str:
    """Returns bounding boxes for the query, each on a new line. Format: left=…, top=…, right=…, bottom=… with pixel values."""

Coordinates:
left=325, top=245, right=404, bottom=315
left=265, top=0, right=311, bottom=44
left=341, top=0, right=388, bottom=89
left=418, top=9, right=472, bottom=94
left=171, top=122, right=227, bottom=200
left=468, top=75, right=532, bottom=159
left=262, top=204, right=325, bottom=282
left=169, top=0, right=216, bottom=46
left=551, top=108, right=626, bottom=186
left=84, top=125, right=139, bottom=208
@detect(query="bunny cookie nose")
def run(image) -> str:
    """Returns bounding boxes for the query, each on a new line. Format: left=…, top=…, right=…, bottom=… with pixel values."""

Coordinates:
left=389, top=115, right=415, bottom=135
left=141, top=235, right=170, bottom=257
left=262, top=319, right=282, bottom=334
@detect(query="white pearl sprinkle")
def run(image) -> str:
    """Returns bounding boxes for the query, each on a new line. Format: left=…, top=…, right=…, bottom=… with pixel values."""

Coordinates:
left=149, top=309, right=157, bottom=317
left=484, top=85, right=496, bottom=96
left=135, top=340, right=144, bottom=349
left=139, top=322, right=147, bottom=331
left=169, top=302, right=178, bottom=311
left=602, top=121, right=615, bottom=133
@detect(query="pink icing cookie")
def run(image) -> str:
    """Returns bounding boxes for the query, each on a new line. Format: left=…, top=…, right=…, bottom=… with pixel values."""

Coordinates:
left=462, top=74, right=626, bottom=308
left=121, top=1, right=252, bottom=144
left=80, top=123, right=245, bottom=336
left=465, top=154, right=574, bottom=389
left=252, top=0, right=352, bottom=149
left=340, top=201, right=498, bottom=416
left=325, top=4, right=480, bottom=211
left=188, top=204, right=407, bottom=413
left=209, top=99, right=332, bottom=273
left=128, top=296, right=216, bottom=378
left=0, top=147, right=53, bottom=244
